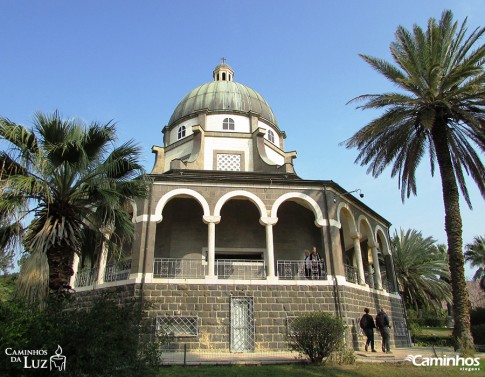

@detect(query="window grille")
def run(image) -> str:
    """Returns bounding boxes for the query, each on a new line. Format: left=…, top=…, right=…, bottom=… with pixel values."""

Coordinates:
left=156, top=316, right=198, bottom=338
left=217, top=153, right=241, bottom=171
left=230, top=297, right=255, bottom=352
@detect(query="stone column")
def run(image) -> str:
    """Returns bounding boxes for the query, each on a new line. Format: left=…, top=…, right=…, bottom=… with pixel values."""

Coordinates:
left=260, top=217, right=278, bottom=279
left=369, top=240, right=383, bottom=290
left=351, top=232, right=365, bottom=285
left=70, top=253, right=80, bottom=288
left=203, top=216, right=221, bottom=278
left=97, top=227, right=113, bottom=285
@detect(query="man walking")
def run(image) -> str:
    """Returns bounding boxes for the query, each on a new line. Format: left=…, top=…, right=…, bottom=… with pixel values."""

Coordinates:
left=359, top=308, right=376, bottom=352
left=376, top=308, right=391, bottom=353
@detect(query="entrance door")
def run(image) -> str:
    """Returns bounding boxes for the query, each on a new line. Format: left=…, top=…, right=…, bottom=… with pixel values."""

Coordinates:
left=230, top=297, right=254, bottom=352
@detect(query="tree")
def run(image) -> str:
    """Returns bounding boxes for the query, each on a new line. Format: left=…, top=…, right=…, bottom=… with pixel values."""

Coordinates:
left=0, top=112, right=149, bottom=302
left=343, top=10, right=484, bottom=354
left=392, top=229, right=451, bottom=313
left=465, top=235, right=485, bottom=291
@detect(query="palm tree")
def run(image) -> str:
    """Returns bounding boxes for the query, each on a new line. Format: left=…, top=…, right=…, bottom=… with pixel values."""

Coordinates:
left=343, top=10, right=484, bottom=354
left=392, top=229, right=451, bottom=313
left=0, top=112, right=149, bottom=301
left=465, top=235, right=485, bottom=291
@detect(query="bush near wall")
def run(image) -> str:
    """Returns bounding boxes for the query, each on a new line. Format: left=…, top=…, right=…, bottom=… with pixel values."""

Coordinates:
left=287, top=312, right=346, bottom=364
left=0, top=294, right=162, bottom=377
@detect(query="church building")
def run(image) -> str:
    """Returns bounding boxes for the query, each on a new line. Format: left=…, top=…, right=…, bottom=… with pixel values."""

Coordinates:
left=73, top=62, right=410, bottom=353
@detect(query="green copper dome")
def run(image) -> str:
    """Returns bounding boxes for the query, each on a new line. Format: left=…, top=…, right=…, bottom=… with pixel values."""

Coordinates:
left=168, top=63, right=278, bottom=128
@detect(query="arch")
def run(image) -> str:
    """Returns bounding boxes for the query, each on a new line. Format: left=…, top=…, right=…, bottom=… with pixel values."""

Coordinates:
left=375, top=225, right=391, bottom=256
left=152, top=188, right=210, bottom=222
left=336, top=202, right=357, bottom=235
left=214, top=190, right=267, bottom=218
left=357, top=215, right=375, bottom=244
left=271, top=192, right=324, bottom=226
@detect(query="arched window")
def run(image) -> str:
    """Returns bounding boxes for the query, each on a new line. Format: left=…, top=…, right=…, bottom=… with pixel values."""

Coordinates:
left=177, top=125, right=186, bottom=140
left=222, top=118, right=235, bottom=130
left=267, top=129, right=275, bottom=144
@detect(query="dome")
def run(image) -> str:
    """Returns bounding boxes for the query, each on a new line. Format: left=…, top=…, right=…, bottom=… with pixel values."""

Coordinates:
left=168, top=63, right=278, bottom=128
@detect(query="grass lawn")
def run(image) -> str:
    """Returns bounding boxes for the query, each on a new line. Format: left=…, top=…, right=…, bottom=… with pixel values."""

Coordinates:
left=151, top=359, right=484, bottom=376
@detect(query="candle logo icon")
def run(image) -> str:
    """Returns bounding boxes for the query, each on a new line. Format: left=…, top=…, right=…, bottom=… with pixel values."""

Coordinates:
left=50, top=345, right=66, bottom=371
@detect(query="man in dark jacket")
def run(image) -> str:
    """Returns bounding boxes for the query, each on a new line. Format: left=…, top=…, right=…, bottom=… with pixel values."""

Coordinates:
left=359, top=308, right=376, bottom=352
left=376, top=308, right=391, bottom=353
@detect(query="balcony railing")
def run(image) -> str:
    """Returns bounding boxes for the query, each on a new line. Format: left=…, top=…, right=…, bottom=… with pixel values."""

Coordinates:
left=277, top=260, right=327, bottom=280
left=216, top=259, right=266, bottom=280
left=74, top=259, right=132, bottom=288
left=74, top=267, right=98, bottom=287
left=153, top=258, right=207, bottom=278
left=344, top=264, right=357, bottom=283
left=104, top=260, right=132, bottom=283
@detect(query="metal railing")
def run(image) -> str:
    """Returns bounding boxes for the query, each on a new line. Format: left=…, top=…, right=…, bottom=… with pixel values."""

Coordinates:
left=74, top=267, right=98, bottom=287
left=104, top=260, right=132, bottom=282
left=277, top=260, right=327, bottom=280
left=344, top=264, right=357, bottom=283
left=216, top=259, right=266, bottom=280
left=153, top=258, right=207, bottom=278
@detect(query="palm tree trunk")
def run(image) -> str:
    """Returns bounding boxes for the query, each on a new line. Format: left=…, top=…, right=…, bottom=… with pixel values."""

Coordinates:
left=46, top=244, right=74, bottom=292
left=431, top=120, right=474, bottom=355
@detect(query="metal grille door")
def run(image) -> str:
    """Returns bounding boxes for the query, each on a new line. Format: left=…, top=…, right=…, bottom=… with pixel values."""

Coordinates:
left=230, top=297, right=254, bottom=352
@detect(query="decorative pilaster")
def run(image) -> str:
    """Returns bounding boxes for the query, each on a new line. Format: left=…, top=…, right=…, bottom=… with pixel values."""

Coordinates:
left=203, top=216, right=221, bottom=277
left=259, top=217, right=278, bottom=279
left=351, top=232, right=365, bottom=285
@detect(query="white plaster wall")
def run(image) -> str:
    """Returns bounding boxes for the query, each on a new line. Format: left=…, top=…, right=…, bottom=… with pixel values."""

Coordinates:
left=264, top=146, right=285, bottom=166
left=164, top=140, right=194, bottom=171
left=204, top=137, right=253, bottom=170
left=205, top=114, right=250, bottom=133
left=169, top=118, right=198, bottom=143
left=257, top=120, right=280, bottom=145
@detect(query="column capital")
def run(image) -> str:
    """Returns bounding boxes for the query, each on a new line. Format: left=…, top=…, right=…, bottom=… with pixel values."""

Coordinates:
left=259, top=217, right=278, bottom=226
left=350, top=232, right=361, bottom=240
left=203, top=215, right=221, bottom=224
left=368, top=239, right=378, bottom=248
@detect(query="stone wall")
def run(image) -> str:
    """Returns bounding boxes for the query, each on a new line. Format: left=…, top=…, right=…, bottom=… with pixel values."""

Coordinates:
left=73, top=282, right=410, bottom=352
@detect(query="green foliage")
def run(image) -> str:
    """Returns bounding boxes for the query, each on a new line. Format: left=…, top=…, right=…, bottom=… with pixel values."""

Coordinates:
left=0, top=294, right=162, bottom=377
left=0, top=273, right=17, bottom=301
left=0, top=112, right=149, bottom=299
left=465, top=236, right=485, bottom=291
left=407, top=307, right=448, bottom=327
left=287, top=312, right=346, bottom=364
left=392, top=229, right=451, bottom=312
left=471, top=324, right=485, bottom=345
left=325, top=346, right=355, bottom=365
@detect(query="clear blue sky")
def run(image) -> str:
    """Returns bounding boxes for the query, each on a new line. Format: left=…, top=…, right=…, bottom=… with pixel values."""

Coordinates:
left=1, top=1, right=483, bottom=277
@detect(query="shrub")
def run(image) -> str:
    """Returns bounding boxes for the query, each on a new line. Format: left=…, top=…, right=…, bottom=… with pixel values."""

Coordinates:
left=0, top=294, right=162, bottom=377
left=288, top=312, right=346, bottom=364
